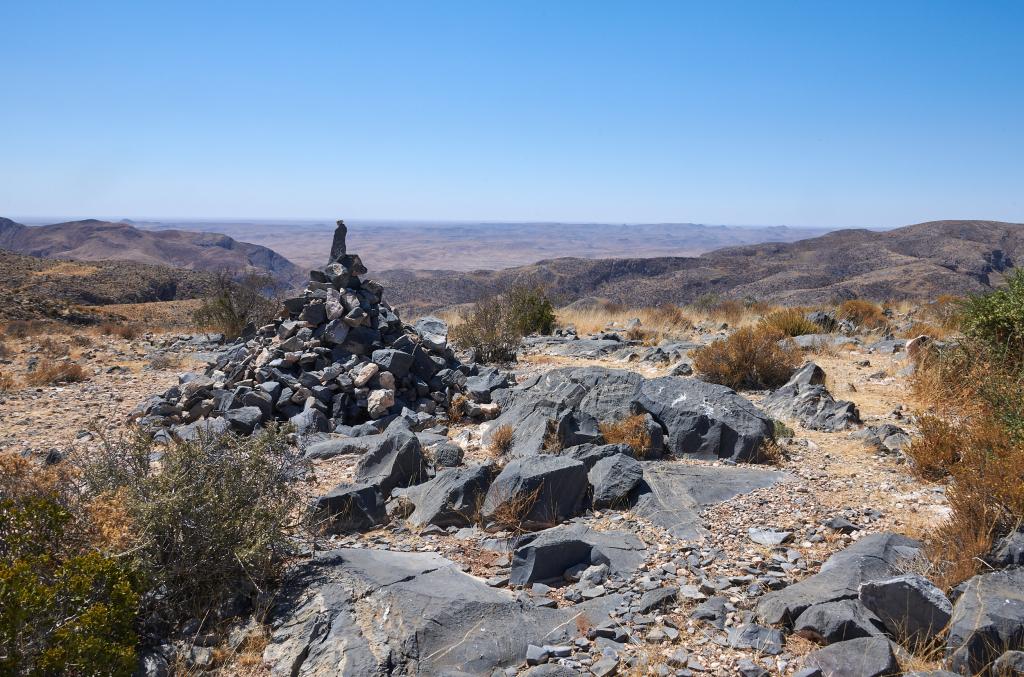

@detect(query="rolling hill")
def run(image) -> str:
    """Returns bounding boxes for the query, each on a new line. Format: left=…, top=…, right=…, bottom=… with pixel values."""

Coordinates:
left=377, top=220, right=1024, bottom=313
left=0, top=217, right=304, bottom=288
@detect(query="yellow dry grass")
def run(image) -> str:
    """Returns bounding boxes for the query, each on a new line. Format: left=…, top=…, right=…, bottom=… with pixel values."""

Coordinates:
left=30, top=261, right=101, bottom=277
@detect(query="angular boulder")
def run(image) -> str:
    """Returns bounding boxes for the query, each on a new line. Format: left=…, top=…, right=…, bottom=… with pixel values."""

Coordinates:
left=762, top=362, right=861, bottom=432
left=310, top=483, right=387, bottom=533
left=793, top=599, right=886, bottom=644
left=756, top=533, right=923, bottom=626
left=481, top=455, right=588, bottom=530
left=354, top=424, right=427, bottom=496
left=946, top=568, right=1024, bottom=674
left=404, top=464, right=494, bottom=528
left=802, top=636, right=899, bottom=677
left=509, top=523, right=647, bottom=586
left=588, top=453, right=644, bottom=508
left=858, top=574, right=951, bottom=647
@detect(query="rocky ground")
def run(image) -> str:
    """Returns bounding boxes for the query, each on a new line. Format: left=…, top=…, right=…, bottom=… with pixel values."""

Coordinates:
left=1, top=313, right=965, bottom=677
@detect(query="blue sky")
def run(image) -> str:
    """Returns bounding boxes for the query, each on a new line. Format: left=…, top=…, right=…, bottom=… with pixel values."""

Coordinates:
left=1, top=1, right=1021, bottom=226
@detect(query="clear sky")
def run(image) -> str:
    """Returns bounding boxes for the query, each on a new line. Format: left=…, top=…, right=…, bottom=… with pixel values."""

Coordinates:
left=1, top=1, right=1022, bottom=227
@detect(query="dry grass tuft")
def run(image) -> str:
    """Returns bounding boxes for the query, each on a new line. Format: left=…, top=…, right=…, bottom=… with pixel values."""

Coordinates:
left=448, top=393, right=468, bottom=422
left=98, top=322, right=142, bottom=340
left=36, top=336, right=70, bottom=357
left=23, top=359, right=90, bottom=386
left=693, top=325, right=800, bottom=390
left=488, top=424, right=515, bottom=458
left=897, top=321, right=951, bottom=340
left=557, top=303, right=693, bottom=340
left=0, top=370, right=18, bottom=392
left=542, top=418, right=564, bottom=453
left=485, top=484, right=542, bottom=535
left=599, top=414, right=652, bottom=458
left=837, top=299, right=888, bottom=329
left=759, top=308, right=821, bottom=337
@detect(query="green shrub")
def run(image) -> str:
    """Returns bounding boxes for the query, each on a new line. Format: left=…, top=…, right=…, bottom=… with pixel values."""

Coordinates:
left=960, top=268, right=1024, bottom=358
left=504, top=283, right=556, bottom=335
left=692, top=326, right=800, bottom=390
left=0, top=464, right=139, bottom=676
left=451, top=283, right=555, bottom=363
left=79, top=427, right=302, bottom=629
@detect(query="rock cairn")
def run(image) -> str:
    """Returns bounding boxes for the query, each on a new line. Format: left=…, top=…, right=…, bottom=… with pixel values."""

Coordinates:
left=134, top=220, right=487, bottom=440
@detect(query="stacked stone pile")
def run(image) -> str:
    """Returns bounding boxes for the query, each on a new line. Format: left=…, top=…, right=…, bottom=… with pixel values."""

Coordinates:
left=132, top=220, right=503, bottom=440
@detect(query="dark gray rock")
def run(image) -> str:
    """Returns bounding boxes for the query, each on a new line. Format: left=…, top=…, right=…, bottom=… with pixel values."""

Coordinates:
left=264, top=548, right=622, bottom=676
left=633, top=462, right=782, bottom=539
left=414, top=316, right=448, bottom=352
left=588, top=453, right=643, bottom=508
left=404, top=464, right=493, bottom=528
left=736, top=658, right=770, bottom=677
left=691, top=596, right=729, bottom=629
left=304, top=434, right=383, bottom=460
left=806, top=311, right=838, bottom=332
left=991, top=528, right=1024, bottom=568
left=994, top=651, right=1024, bottom=676
left=289, top=408, right=329, bottom=435
left=762, top=362, right=861, bottom=432
left=509, top=523, right=647, bottom=586
left=353, top=425, right=427, bottom=496
left=635, top=376, right=775, bottom=461
left=756, top=533, right=923, bottom=626
left=636, top=586, right=679, bottom=614
left=311, top=483, right=386, bottom=533
left=727, top=624, right=784, bottom=655
left=465, top=369, right=510, bottom=404
left=432, top=442, right=464, bottom=467
left=793, top=599, right=886, bottom=644
left=371, top=349, right=414, bottom=378
left=858, top=574, right=951, bottom=646
left=802, top=636, right=899, bottom=677
left=224, top=406, right=264, bottom=434
left=561, top=443, right=634, bottom=469
left=481, top=455, right=588, bottom=529
left=947, top=568, right=1024, bottom=675
left=172, top=416, right=230, bottom=442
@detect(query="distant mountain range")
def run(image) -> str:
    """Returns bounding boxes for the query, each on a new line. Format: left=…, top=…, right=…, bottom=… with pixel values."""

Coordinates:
left=0, top=217, right=305, bottom=287
left=378, top=220, right=1024, bottom=313
left=99, top=218, right=840, bottom=272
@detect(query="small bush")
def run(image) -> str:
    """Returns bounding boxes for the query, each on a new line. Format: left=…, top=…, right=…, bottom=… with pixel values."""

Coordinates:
left=599, top=414, right=652, bottom=458
left=504, top=283, right=556, bottom=336
left=78, top=427, right=302, bottom=629
left=692, top=326, right=800, bottom=390
left=837, top=299, right=887, bottom=329
left=0, top=341, right=10, bottom=359
left=193, top=271, right=281, bottom=340
left=23, top=360, right=89, bottom=387
left=451, top=283, right=556, bottom=363
left=759, top=308, right=820, bottom=337
left=904, top=414, right=962, bottom=481
left=0, top=457, right=139, bottom=676
left=897, top=322, right=949, bottom=339
left=36, top=337, right=69, bottom=357
left=960, top=268, right=1024, bottom=358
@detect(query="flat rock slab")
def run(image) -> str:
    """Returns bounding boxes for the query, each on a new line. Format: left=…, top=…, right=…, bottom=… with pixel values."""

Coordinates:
left=264, top=548, right=622, bottom=676
left=632, top=462, right=783, bottom=540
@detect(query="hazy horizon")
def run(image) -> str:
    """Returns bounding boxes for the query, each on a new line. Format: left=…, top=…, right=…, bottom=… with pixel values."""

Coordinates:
left=2, top=2, right=1021, bottom=225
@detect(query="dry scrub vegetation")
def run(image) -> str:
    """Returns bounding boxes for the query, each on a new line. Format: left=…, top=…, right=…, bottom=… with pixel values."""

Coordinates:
left=693, top=326, right=801, bottom=390
left=905, top=271, right=1024, bottom=590
left=599, top=414, right=652, bottom=458
left=23, top=360, right=89, bottom=387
